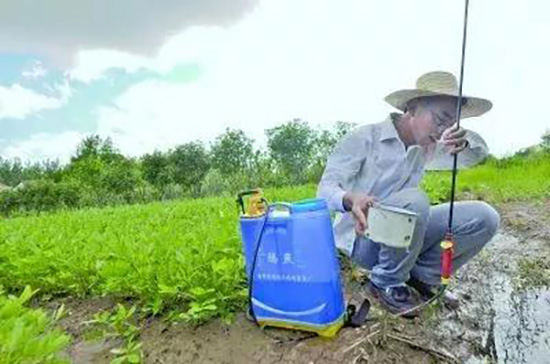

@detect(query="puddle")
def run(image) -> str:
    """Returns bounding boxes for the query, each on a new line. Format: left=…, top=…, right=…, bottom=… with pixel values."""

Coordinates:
left=487, top=278, right=549, bottom=363
left=461, top=233, right=550, bottom=363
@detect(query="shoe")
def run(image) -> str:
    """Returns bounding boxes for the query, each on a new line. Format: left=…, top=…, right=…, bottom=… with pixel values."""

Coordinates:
left=367, top=281, right=420, bottom=318
left=406, top=276, right=460, bottom=310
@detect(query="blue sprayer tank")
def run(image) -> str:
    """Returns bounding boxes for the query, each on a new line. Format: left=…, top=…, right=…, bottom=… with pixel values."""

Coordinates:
left=239, top=198, right=346, bottom=337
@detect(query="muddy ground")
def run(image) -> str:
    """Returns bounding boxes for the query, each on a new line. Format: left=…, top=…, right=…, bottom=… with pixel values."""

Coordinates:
left=51, top=200, right=550, bottom=364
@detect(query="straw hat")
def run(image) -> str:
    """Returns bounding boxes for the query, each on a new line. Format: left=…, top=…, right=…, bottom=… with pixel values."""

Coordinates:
left=384, top=71, right=492, bottom=119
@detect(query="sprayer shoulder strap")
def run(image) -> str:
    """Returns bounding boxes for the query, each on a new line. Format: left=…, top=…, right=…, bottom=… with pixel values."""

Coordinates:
left=345, top=298, right=371, bottom=328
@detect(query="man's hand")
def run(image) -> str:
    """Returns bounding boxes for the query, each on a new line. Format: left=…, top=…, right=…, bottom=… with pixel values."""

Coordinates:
left=441, top=125, right=469, bottom=154
left=343, top=192, right=378, bottom=236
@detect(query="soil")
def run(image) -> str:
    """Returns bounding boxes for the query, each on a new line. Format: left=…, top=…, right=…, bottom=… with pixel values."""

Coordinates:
left=52, top=200, right=550, bottom=364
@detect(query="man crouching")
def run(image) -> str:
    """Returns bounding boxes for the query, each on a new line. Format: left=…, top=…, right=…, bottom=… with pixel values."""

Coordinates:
left=317, top=71, right=500, bottom=317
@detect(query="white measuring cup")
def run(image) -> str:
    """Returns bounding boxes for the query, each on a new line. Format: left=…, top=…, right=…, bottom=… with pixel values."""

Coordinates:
left=364, top=204, right=417, bottom=248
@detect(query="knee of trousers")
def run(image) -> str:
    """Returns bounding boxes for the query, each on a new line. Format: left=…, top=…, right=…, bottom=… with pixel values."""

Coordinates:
left=476, top=201, right=501, bottom=239
left=389, top=188, right=430, bottom=224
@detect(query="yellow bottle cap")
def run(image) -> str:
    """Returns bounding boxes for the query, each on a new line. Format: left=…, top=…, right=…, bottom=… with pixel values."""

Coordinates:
left=440, top=241, right=453, bottom=249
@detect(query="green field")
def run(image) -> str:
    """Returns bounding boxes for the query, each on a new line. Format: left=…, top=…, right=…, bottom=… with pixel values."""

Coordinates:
left=423, top=151, right=550, bottom=203
left=0, top=185, right=315, bottom=321
left=0, top=152, right=548, bottom=363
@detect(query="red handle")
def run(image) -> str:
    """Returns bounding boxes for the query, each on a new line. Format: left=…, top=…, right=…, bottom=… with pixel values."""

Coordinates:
left=441, top=233, right=454, bottom=285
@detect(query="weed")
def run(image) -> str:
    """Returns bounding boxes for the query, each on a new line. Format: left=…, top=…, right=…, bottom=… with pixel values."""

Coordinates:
left=515, top=257, right=550, bottom=289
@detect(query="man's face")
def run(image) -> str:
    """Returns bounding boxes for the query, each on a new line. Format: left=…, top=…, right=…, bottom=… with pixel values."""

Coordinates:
left=410, top=96, right=459, bottom=147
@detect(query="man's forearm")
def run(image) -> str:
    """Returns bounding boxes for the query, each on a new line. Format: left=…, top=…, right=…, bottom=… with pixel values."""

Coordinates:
left=317, top=183, right=347, bottom=213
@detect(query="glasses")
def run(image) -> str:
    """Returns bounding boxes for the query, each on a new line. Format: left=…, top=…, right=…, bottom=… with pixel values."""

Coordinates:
left=425, top=98, right=468, bottom=137
left=433, top=113, right=456, bottom=136
left=435, top=98, right=468, bottom=128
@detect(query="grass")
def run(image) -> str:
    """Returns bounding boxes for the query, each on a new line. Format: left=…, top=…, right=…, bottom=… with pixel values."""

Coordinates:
left=515, top=257, right=550, bottom=290
left=422, top=151, right=550, bottom=204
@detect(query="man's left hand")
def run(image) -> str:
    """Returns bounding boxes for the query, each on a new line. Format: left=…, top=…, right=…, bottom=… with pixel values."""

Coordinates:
left=441, top=125, right=469, bottom=154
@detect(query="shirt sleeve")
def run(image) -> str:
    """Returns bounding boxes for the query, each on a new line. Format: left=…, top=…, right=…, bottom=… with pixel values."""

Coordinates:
left=425, top=129, right=489, bottom=171
left=317, top=128, right=368, bottom=212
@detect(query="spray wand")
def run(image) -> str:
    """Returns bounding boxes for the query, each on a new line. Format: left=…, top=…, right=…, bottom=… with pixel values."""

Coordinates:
left=393, top=0, right=472, bottom=317
left=441, top=0, right=470, bottom=287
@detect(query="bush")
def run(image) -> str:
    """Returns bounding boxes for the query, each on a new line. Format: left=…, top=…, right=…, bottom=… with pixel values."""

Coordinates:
left=160, top=183, right=186, bottom=200
left=130, top=183, right=162, bottom=204
left=200, top=169, right=227, bottom=197
left=0, top=180, right=82, bottom=216
left=201, top=169, right=252, bottom=197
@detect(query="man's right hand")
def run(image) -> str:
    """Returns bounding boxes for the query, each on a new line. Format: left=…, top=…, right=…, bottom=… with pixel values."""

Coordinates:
left=343, top=192, right=378, bottom=236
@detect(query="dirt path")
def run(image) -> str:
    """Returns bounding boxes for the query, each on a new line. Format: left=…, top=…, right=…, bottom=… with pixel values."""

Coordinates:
left=56, top=201, right=550, bottom=364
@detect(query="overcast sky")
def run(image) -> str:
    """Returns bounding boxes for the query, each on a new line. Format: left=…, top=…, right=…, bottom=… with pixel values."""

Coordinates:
left=0, top=0, right=548, bottom=163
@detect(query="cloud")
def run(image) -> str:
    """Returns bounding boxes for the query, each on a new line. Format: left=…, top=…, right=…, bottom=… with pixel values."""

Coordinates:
left=2, top=0, right=549, bottom=163
left=95, top=0, right=466, bottom=156
left=94, top=0, right=550, bottom=159
left=1, top=131, right=84, bottom=163
left=22, top=61, right=47, bottom=79
left=0, top=84, right=69, bottom=119
left=69, top=51, right=154, bottom=83
left=0, top=0, right=258, bottom=67
left=67, top=25, right=220, bottom=83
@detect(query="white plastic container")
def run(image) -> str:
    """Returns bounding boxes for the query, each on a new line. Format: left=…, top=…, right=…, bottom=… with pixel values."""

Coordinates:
left=364, top=204, right=417, bottom=248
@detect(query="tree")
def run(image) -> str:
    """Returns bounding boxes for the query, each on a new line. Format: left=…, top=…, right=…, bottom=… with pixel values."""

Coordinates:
left=334, top=121, right=357, bottom=139
left=0, top=157, right=58, bottom=186
left=141, top=151, right=173, bottom=187
left=210, top=129, right=254, bottom=176
left=0, top=157, right=23, bottom=186
left=169, top=142, right=210, bottom=192
left=309, top=121, right=357, bottom=183
left=542, top=130, right=550, bottom=150
left=65, top=135, right=142, bottom=196
left=266, top=119, right=316, bottom=184
left=98, top=157, right=143, bottom=196
left=71, top=135, right=123, bottom=164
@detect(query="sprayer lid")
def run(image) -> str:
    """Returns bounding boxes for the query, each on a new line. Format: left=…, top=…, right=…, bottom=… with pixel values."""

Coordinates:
left=291, top=198, right=327, bottom=213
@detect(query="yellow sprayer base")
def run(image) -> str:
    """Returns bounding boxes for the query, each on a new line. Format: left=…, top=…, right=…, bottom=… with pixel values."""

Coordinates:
left=257, top=314, right=346, bottom=338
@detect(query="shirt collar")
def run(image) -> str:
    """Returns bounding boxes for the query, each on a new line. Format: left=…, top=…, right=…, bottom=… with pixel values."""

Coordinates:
left=380, top=113, right=402, bottom=141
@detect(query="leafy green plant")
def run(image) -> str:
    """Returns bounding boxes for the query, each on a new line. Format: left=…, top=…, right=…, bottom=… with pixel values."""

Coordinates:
left=177, top=287, right=219, bottom=324
left=0, top=286, right=70, bottom=364
left=88, top=304, right=142, bottom=364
